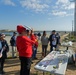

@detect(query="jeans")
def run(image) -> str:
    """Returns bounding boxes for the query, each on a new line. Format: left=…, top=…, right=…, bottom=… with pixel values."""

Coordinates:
left=32, top=47, right=37, bottom=59
left=11, top=46, right=16, bottom=58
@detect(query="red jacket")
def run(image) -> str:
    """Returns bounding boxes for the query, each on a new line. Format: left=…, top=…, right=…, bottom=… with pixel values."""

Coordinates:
left=31, top=34, right=38, bottom=47
left=16, top=35, right=35, bottom=57
left=34, top=36, right=38, bottom=47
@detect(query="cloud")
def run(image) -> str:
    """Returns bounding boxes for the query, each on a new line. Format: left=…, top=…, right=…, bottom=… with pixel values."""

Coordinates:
left=51, top=10, right=73, bottom=17
left=19, top=0, right=74, bottom=16
left=20, top=0, right=49, bottom=12
left=52, top=11, right=67, bottom=16
left=56, top=0, right=69, bottom=4
left=56, top=0, right=74, bottom=10
left=64, top=3, right=74, bottom=9
left=0, top=0, right=72, bottom=16
left=1, top=0, right=15, bottom=6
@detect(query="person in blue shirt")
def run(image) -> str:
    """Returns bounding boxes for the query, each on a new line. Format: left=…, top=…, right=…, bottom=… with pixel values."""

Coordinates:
left=49, top=30, right=57, bottom=51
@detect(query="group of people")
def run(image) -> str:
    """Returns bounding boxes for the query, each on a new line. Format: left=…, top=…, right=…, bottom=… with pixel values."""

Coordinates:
left=16, top=25, right=61, bottom=75
left=41, top=30, right=60, bottom=57
left=0, top=25, right=76, bottom=75
left=0, top=25, right=61, bottom=75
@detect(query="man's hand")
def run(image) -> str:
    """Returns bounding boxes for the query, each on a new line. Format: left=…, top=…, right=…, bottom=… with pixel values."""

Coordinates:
left=0, top=53, right=2, bottom=58
left=31, top=28, right=34, bottom=34
left=3, top=47, right=6, bottom=50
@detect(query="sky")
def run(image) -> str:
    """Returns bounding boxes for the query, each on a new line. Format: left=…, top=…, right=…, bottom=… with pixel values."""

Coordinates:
left=0, top=0, right=75, bottom=31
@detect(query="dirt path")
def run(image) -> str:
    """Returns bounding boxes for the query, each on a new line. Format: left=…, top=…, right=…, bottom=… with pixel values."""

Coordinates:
left=60, top=33, right=69, bottom=42
left=3, top=33, right=76, bottom=75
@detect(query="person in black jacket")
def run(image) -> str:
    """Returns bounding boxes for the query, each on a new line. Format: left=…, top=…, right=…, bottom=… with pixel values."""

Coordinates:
left=0, top=33, right=9, bottom=74
left=56, top=33, right=61, bottom=50
left=10, top=32, right=17, bottom=58
left=49, top=30, right=57, bottom=52
left=56, top=33, right=60, bottom=44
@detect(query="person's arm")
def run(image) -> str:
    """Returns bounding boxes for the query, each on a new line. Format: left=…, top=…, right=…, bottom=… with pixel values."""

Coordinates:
left=41, top=36, right=42, bottom=42
left=4, top=40, right=9, bottom=52
left=49, top=35, right=52, bottom=41
left=47, top=37, right=49, bottom=43
left=1, top=40, right=9, bottom=52
left=24, top=36, right=35, bottom=45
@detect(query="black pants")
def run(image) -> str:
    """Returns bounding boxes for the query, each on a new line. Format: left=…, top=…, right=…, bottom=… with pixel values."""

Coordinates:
left=42, top=45, right=48, bottom=56
left=19, top=57, right=32, bottom=75
left=50, top=45, right=57, bottom=52
left=0, top=57, right=5, bottom=72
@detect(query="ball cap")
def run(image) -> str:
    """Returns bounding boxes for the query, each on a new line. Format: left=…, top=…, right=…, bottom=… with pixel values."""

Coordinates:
left=0, top=33, right=5, bottom=37
left=52, top=30, right=56, bottom=32
left=17, top=25, right=26, bottom=33
left=13, top=32, right=17, bottom=34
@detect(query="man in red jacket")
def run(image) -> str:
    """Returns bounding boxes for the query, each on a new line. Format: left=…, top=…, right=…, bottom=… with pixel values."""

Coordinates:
left=16, top=25, right=35, bottom=75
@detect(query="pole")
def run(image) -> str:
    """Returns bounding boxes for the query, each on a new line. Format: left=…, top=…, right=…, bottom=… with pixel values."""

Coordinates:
left=72, top=20, right=74, bottom=35
left=74, top=0, right=76, bottom=36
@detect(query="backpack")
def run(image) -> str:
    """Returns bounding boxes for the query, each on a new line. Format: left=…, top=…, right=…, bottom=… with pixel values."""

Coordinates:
left=10, top=36, right=15, bottom=46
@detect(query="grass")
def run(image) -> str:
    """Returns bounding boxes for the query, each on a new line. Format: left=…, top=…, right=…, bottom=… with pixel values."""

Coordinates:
left=62, top=33, right=76, bottom=42
left=69, top=34, right=76, bottom=42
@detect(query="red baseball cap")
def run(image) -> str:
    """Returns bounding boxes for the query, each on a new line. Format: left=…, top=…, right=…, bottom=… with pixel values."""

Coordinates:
left=17, top=25, right=26, bottom=33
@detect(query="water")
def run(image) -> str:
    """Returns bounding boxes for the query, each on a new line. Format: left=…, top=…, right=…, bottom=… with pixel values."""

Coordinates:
left=35, top=31, right=69, bottom=36
left=0, top=31, right=70, bottom=36
left=0, top=32, right=13, bottom=36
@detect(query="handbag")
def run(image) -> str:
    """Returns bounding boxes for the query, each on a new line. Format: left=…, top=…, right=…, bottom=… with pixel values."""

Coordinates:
left=0, top=44, right=6, bottom=58
left=0, top=48, right=3, bottom=58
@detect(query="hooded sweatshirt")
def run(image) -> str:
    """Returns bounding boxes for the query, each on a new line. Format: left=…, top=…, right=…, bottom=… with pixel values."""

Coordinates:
left=16, top=35, right=35, bottom=57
